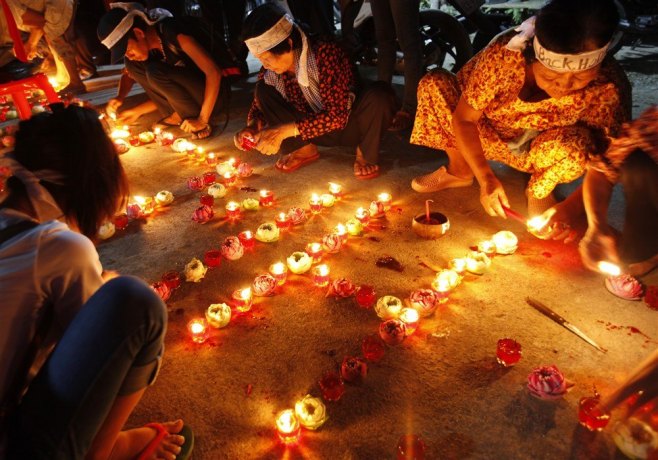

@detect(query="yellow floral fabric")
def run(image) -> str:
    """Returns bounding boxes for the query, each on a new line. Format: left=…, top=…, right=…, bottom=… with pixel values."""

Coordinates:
left=411, top=32, right=630, bottom=198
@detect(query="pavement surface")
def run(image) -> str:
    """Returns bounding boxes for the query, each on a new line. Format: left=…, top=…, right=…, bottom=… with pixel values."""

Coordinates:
left=92, top=44, right=658, bottom=460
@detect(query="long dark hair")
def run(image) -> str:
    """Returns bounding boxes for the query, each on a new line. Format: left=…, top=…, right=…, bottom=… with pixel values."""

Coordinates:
left=242, top=3, right=304, bottom=56
left=535, top=0, right=619, bottom=53
left=10, top=104, right=129, bottom=238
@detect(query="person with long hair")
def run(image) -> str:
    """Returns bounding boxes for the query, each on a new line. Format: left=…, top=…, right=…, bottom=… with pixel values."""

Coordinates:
left=235, top=2, right=396, bottom=179
left=410, top=0, right=631, bottom=218
left=0, top=105, right=192, bottom=459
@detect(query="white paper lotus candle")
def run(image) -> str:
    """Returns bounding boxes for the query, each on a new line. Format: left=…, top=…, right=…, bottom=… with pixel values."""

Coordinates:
left=276, top=409, right=301, bottom=445
left=312, top=264, right=330, bottom=287
left=287, top=251, right=313, bottom=274
left=232, top=287, right=253, bottom=312
left=113, top=138, right=130, bottom=154
left=355, top=207, right=370, bottom=225
left=432, top=269, right=461, bottom=293
left=320, top=193, right=336, bottom=207
left=328, top=182, right=342, bottom=198
left=269, top=262, right=288, bottom=286
left=97, top=221, right=115, bottom=240
left=345, top=218, right=363, bottom=236
left=375, top=295, right=403, bottom=320
left=598, top=261, right=621, bottom=276
left=477, top=240, right=496, bottom=255
left=206, top=303, right=232, bottom=328
left=187, top=318, right=208, bottom=343
left=110, top=125, right=130, bottom=139
left=309, top=193, right=322, bottom=214
left=216, top=160, right=237, bottom=176
left=184, top=258, right=207, bottom=282
left=155, top=190, right=174, bottom=206
left=465, top=251, right=492, bottom=275
left=294, top=395, right=328, bottom=430
left=207, top=183, right=227, bottom=199
left=377, top=192, right=392, bottom=210
left=450, top=258, right=467, bottom=274
left=399, top=307, right=420, bottom=335
left=255, top=222, right=280, bottom=242
left=492, top=230, right=518, bottom=255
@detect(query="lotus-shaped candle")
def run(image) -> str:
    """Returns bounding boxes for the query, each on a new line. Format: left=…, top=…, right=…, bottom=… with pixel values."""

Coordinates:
left=287, top=251, right=313, bottom=274
left=612, top=418, right=658, bottom=459
left=138, top=130, right=155, bottom=143
left=431, top=269, right=461, bottom=293
left=236, top=162, right=253, bottom=177
left=321, top=233, right=343, bottom=254
left=320, top=193, right=336, bottom=207
left=369, top=200, right=386, bottom=218
left=207, top=183, right=227, bottom=199
left=375, top=296, right=403, bottom=320
left=184, top=258, right=207, bottom=283
left=206, top=303, right=232, bottom=328
left=326, top=278, right=356, bottom=298
left=465, top=251, right=492, bottom=275
left=98, top=221, right=115, bottom=240
left=294, top=395, right=328, bottom=431
left=221, top=236, right=244, bottom=261
left=155, top=190, right=174, bottom=206
left=527, top=365, right=572, bottom=400
left=492, top=230, right=518, bottom=255
left=151, top=281, right=171, bottom=301
left=605, top=274, right=644, bottom=301
left=255, top=222, right=280, bottom=242
left=252, top=274, right=277, bottom=296
left=287, top=207, right=306, bottom=225
left=409, top=289, right=439, bottom=317
left=379, top=319, right=406, bottom=346
left=340, top=356, right=368, bottom=383
left=187, top=175, right=204, bottom=191
left=241, top=198, right=260, bottom=211
left=192, top=205, right=214, bottom=224
left=216, top=160, right=236, bottom=176
left=345, top=218, right=364, bottom=236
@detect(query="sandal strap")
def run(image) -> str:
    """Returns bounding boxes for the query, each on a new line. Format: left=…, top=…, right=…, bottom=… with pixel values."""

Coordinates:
left=136, top=423, right=169, bottom=460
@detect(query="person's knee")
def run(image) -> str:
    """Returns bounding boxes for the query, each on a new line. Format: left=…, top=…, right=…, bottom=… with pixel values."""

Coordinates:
left=100, top=276, right=167, bottom=330
left=361, top=81, right=396, bottom=114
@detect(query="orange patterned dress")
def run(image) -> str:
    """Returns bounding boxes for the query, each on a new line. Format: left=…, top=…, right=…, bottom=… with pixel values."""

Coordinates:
left=410, top=32, right=630, bottom=199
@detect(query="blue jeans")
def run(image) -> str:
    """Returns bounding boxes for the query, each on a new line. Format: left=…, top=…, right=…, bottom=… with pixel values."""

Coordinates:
left=7, top=276, right=166, bottom=460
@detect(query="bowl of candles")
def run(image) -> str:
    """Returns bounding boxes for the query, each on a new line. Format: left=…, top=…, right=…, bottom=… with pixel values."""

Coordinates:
left=412, top=200, right=450, bottom=239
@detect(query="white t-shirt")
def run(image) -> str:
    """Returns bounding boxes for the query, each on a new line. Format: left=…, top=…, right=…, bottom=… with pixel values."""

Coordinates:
left=0, top=209, right=103, bottom=407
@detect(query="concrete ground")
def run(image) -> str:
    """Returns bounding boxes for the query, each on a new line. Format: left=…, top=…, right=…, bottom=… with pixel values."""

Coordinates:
left=92, top=45, right=658, bottom=459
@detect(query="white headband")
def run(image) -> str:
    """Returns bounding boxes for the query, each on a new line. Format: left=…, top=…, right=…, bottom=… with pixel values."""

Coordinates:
left=532, top=36, right=608, bottom=73
left=245, top=14, right=311, bottom=87
left=0, top=155, right=65, bottom=222
left=101, top=2, right=172, bottom=50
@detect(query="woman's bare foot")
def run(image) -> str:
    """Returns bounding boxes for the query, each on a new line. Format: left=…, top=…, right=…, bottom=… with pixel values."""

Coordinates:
left=354, top=147, right=380, bottom=179
left=162, top=113, right=182, bottom=126
left=628, top=253, right=658, bottom=277
left=109, top=420, right=185, bottom=460
left=275, top=144, right=319, bottom=172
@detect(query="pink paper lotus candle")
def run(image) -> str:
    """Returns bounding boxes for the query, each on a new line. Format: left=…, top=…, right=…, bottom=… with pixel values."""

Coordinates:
left=319, top=371, right=345, bottom=402
left=236, top=162, right=253, bottom=178
left=225, top=201, right=241, bottom=220
left=258, top=189, right=274, bottom=207
left=399, top=308, right=420, bottom=335
left=496, top=338, right=522, bottom=367
left=309, top=193, right=322, bottom=214
left=205, top=152, right=219, bottom=166
left=192, top=205, right=214, bottom=224
left=409, top=289, right=440, bottom=317
left=578, top=395, right=610, bottom=431
left=202, top=171, right=216, bottom=185
left=287, top=207, right=306, bottom=225
left=305, top=242, right=323, bottom=263
left=199, top=194, right=214, bottom=208
left=237, top=230, right=255, bottom=249
left=379, top=319, right=407, bottom=346
left=203, top=249, right=222, bottom=268
left=220, top=236, right=244, bottom=260
left=269, top=262, right=288, bottom=286
left=187, top=318, right=208, bottom=344
left=253, top=274, right=277, bottom=296
left=126, top=201, right=144, bottom=220
left=276, top=409, right=301, bottom=445
left=222, top=171, right=237, bottom=187
left=355, top=285, right=376, bottom=309
left=355, top=207, right=370, bottom=225
left=328, top=182, right=343, bottom=198
left=161, top=271, right=181, bottom=290
left=151, top=281, right=171, bottom=301
left=312, top=264, right=330, bottom=287
left=341, top=356, right=368, bottom=383
left=232, top=287, right=253, bottom=312
left=377, top=192, right=392, bottom=210
left=275, top=212, right=291, bottom=230
left=326, top=278, right=356, bottom=298
left=527, top=365, right=572, bottom=400
left=187, top=176, right=204, bottom=191
left=333, top=224, right=348, bottom=244
left=605, top=274, right=644, bottom=300
left=362, top=334, right=385, bottom=362
left=321, top=233, right=343, bottom=253
left=113, top=213, right=129, bottom=230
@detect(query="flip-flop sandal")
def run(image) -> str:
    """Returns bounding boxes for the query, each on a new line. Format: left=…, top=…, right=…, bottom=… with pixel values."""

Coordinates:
left=275, top=153, right=320, bottom=173
left=153, top=117, right=181, bottom=130
left=136, top=423, right=194, bottom=460
left=192, top=124, right=212, bottom=140
left=354, top=163, right=380, bottom=180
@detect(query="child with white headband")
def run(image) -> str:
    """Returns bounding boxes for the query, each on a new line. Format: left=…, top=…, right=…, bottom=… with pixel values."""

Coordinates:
left=409, top=0, right=631, bottom=218
left=235, top=3, right=396, bottom=179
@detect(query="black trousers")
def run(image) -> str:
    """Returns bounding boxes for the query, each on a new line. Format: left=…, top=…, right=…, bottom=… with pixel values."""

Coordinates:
left=255, top=81, right=395, bottom=164
left=618, top=149, right=658, bottom=262
left=125, top=59, right=207, bottom=120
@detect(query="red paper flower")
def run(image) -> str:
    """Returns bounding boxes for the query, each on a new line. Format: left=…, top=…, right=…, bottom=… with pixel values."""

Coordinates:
left=644, top=285, right=658, bottom=310
left=379, top=319, right=406, bottom=346
left=151, top=281, right=171, bottom=301
left=527, top=365, right=572, bottom=400
left=605, top=275, right=644, bottom=300
left=340, top=356, right=368, bottom=383
left=409, top=289, right=439, bottom=317
left=287, top=207, right=307, bottom=225
left=326, top=278, right=356, bottom=298
left=252, top=274, right=277, bottom=296
left=237, top=162, right=253, bottom=178
left=192, top=205, right=214, bottom=224
left=321, top=233, right=343, bottom=254
left=187, top=176, right=204, bottom=191
left=221, top=236, right=244, bottom=261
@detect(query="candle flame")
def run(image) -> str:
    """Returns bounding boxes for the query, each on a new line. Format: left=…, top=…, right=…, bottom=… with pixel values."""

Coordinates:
left=278, top=212, right=287, bottom=219
left=328, top=182, right=342, bottom=193
left=260, top=189, right=269, bottom=197
left=335, top=224, right=346, bottom=235
left=597, top=261, right=621, bottom=276
left=400, top=308, right=419, bottom=323
left=378, top=192, right=391, bottom=201
left=154, top=127, right=161, bottom=135
left=223, top=171, right=232, bottom=178
left=317, top=264, right=329, bottom=276
left=311, top=193, right=320, bottom=201
left=133, top=196, right=146, bottom=204
left=189, top=319, right=205, bottom=334
left=276, top=409, right=298, bottom=433
left=271, top=262, right=285, bottom=274
left=240, top=288, right=252, bottom=299
left=310, top=243, right=321, bottom=252
left=242, top=231, right=252, bottom=238
left=196, top=147, right=204, bottom=153
left=227, top=201, right=239, bottom=210
left=527, top=215, right=549, bottom=231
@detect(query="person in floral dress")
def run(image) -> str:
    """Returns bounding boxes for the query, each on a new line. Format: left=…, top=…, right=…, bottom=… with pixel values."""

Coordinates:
left=410, top=0, right=630, bottom=217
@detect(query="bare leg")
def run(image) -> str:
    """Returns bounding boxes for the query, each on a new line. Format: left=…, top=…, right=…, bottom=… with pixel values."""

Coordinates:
left=445, top=147, right=473, bottom=179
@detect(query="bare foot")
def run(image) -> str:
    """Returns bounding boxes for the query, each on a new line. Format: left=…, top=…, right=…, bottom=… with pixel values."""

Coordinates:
left=163, top=113, right=182, bottom=126
left=109, top=420, right=185, bottom=460
left=628, top=253, right=658, bottom=277
left=275, top=144, right=319, bottom=172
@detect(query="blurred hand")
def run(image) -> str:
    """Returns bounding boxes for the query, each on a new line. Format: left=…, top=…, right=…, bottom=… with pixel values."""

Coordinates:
left=601, top=350, right=658, bottom=419
left=529, top=204, right=578, bottom=243
left=180, top=117, right=207, bottom=134
left=25, top=43, right=39, bottom=61
left=106, top=99, right=123, bottom=119
left=479, top=175, right=509, bottom=218
left=234, top=127, right=257, bottom=151
left=101, top=270, right=120, bottom=282
left=116, top=109, right=140, bottom=124
left=255, top=125, right=289, bottom=155
left=578, top=226, right=619, bottom=272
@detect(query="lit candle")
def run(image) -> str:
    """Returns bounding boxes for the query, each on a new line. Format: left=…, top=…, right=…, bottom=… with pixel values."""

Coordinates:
left=161, top=270, right=181, bottom=290
left=194, top=147, right=205, bottom=162
left=222, top=171, right=237, bottom=187
left=133, top=196, right=154, bottom=215
left=225, top=202, right=241, bottom=220
left=269, top=262, right=288, bottom=286
left=202, top=171, right=216, bottom=185
left=526, top=215, right=552, bottom=238
left=598, top=261, right=621, bottom=276
left=328, top=182, right=343, bottom=198
left=334, top=224, right=348, bottom=244
left=305, top=242, right=323, bottom=263
left=126, top=200, right=142, bottom=219
left=205, top=303, right=232, bottom=329
left=113, top=138, right=130, bottom=154
left=275, top=409, right=301, bottom=445
left=258, top=189, right=274, bottom=207
left=355, top=207, right=370, bottom=225
left=312, top=264, right=330, bottom=287
left=232, top=287, right=253, bottom=312
left=187, top=318, right=208, bottom=344
left=128, top=135, right=140, bottom=146
left=450, top=258, right=467, bottom=274
left=205, top=151, right=218, bottom=166
left=309, top=193, right=322, bottom=214
left=203, top=249, right=222, bottom=268
left=399, top=307, right=420, bottom=335
left=377, top=192, right=392, bottom=210
left=110, top=126, right=130, bottom=139
left=435, top=269, right=461, bottom=290
left=275, top=212, right=291, bottom=230
left=158, top=131, right=174, bottom=147
left=237, top=230, right=255, bottom=249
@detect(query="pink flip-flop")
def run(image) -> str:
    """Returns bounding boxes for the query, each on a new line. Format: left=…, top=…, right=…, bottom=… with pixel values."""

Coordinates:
left=275, top=153, right=320, bottom=173
left=136, top=423, right=194, bottom=460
